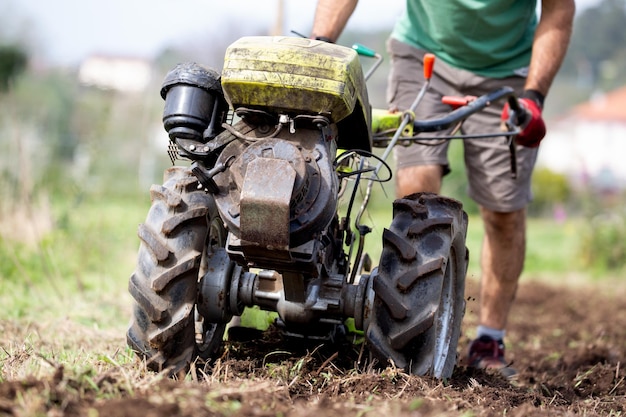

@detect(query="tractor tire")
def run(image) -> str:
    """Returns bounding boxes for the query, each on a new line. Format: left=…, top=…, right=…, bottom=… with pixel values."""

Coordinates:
left=366, top=192, right=468, bottom=379
left=127, top=166, right=227, bottom=376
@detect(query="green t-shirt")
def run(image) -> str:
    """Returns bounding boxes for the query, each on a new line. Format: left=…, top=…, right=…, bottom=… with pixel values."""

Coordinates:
left=391, top=0, right=538, bottom=78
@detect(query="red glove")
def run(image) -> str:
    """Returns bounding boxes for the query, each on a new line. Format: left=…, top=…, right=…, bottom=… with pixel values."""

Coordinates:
left=501, top=96, right=546, bottom=148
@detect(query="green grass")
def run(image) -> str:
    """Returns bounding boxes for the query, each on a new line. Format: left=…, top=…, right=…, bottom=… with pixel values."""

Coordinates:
left=524, top=218, right=583, bottom=275
left=0, top=191, right=598, bottom=325
left=465, top=216, right=584, bottom=278
left=0, top=194, right=149, bottom=324
left=0, top=183, right=610, bottom=360
left=357, top=193, right=586, bottom=280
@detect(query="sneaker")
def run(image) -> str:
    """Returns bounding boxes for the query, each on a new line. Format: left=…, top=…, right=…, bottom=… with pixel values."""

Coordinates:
left=468, top=335, right=517, bottom=378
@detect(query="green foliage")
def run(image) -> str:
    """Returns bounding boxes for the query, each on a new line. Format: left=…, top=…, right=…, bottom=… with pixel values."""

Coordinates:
left=463, top=216, right=583, bottom=277
left=529, top=167, right=572, bottom=216
left=0, top=68, right=163, bottom=327
left=1, top=68, right=169, bottom=202
left=578, top=210, right=626, bottom=274
left=570, top=0, right=626, bottom=70
left=523, top=218, right=582, bottom=275
left=10, top=71, right=79, bottom=161
left=240, top=306, right=276, bottom=331
left=562, top=0, right=626, bottom=89
left=0, top=44, right=27, bottom=91
left=440, top=140, right=478, bottom=215
left=0, top=194, right=147, bottom=323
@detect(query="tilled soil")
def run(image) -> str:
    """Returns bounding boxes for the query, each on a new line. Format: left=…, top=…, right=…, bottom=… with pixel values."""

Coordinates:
left=2, top=277, right=626, bottom=416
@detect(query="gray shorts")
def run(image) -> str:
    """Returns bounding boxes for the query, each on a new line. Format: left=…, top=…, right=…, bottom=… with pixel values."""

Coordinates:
left=386, top=37, right=538, bottom=212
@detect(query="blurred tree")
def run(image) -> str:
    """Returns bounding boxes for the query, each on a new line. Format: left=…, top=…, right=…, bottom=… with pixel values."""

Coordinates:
left=529, top=167, right=572, bottom=217
left=562, top=0, right=626, bottom=88
left=3, top=71, right=80, bottom=197
left=578, top=210, right=626, bottom=273
left=0, top=44, right=27, bottom=91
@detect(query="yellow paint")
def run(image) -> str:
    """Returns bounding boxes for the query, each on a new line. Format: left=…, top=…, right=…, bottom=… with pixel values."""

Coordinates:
left=222, top=36, right=366, bottom=124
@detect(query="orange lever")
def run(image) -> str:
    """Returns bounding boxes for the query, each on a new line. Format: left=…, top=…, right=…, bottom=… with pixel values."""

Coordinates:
left=423, top=53, right=435, bottom=80
left=441, top=95, right=477, bottom=109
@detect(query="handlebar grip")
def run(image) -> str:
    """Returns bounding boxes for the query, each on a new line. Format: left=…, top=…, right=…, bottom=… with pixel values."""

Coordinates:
left=507, top=96, right=522, bottom=114
left=423, top=53, right=435, bottom=80
left=352, top=43, right=377, bottom=58
left=507, top=96, right=529, bottom=126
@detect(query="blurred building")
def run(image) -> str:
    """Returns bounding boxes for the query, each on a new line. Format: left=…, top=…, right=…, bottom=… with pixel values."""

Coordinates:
left=78, top=54, right=152, bottom=93
left=538, top=85, right=626, bottom=191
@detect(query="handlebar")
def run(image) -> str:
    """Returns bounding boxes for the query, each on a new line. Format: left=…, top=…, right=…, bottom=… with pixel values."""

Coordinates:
left=369, top=86, right=524, bottom=179
left=412, top=86, right=516, bottom=133
left=371, top=86, right=522, bottom=145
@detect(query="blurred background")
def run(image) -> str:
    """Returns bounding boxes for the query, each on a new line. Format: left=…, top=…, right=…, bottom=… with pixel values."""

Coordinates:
left=1, top=0, right=625, bottom=326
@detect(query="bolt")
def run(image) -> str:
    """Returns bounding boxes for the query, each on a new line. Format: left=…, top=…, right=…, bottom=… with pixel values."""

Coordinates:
left=190, top=144, right=196, bottom=151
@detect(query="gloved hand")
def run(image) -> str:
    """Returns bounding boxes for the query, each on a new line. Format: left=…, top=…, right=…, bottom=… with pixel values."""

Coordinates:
left=501, top=90, right=546, bottom=148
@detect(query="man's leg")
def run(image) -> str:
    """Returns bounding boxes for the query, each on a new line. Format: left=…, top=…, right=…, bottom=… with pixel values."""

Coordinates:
left=395, top=165, right=443, bottom=197
left=467, top=206, right=526, bottom=377
left=478, top=206, right=526, bottom=330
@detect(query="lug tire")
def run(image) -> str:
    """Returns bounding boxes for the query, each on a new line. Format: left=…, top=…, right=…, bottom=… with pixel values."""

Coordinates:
left=127, top=166, right=226, bottom=375
left=366, top=192, right=468, bottom=379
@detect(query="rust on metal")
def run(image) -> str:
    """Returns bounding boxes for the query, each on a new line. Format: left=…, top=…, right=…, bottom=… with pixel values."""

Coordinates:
left=240, top=157, right=296, bottom=251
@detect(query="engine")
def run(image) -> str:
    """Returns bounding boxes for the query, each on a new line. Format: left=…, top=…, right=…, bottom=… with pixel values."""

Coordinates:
left=158, top=36, right=374, bottom=271
left=211, top=116, right=340, bottom=269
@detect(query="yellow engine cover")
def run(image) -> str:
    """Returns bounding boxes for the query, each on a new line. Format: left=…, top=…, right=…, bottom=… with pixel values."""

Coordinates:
left=222, top=36, right=368, bottom=128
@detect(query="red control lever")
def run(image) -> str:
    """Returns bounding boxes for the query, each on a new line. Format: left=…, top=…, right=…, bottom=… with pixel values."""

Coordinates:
left=441, top=95, right=478, bottom=109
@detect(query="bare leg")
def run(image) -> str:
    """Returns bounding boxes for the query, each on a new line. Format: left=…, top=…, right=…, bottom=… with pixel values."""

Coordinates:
left=395, top=165, right=443, bottom=198
left=478, top=206, right=526, bottom=330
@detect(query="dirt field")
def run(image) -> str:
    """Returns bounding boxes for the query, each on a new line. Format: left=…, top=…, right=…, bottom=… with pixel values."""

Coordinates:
left=2, top=276, right=626, bottom=416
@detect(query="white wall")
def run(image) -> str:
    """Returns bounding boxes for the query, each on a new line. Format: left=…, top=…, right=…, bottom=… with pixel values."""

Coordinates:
left=538, top=118, right=626, bottom=189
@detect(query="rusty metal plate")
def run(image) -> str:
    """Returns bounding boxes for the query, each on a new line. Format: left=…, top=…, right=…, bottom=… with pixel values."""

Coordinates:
left=240, top=157, right=295, bottom=251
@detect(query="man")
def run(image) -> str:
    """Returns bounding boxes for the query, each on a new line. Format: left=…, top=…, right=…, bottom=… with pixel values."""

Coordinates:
left=312, top=0, right=575, bottom=377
